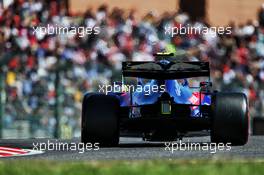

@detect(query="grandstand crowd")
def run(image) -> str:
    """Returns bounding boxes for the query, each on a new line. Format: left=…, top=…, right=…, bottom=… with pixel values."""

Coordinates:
left=0, top=0, right=264, bottom=137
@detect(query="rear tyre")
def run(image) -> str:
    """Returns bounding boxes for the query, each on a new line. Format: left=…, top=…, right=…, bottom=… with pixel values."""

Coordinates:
left=211, top=93, right=249, bottom=145
left=81, top=93, right=120, bottom=146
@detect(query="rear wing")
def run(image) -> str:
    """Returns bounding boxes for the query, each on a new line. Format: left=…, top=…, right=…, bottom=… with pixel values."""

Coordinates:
left=122, top=61, right=210, bottom=79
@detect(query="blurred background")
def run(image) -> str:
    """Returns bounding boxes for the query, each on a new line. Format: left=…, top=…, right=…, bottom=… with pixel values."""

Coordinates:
left=0, top=0, right=263, bottom=139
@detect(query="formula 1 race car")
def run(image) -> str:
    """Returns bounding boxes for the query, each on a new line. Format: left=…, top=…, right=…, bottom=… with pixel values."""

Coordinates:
left=81, top=53, right=249, bottom=146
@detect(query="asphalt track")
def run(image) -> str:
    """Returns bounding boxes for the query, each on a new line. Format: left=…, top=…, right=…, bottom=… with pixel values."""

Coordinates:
left=0, top=136, right=263, bottom=160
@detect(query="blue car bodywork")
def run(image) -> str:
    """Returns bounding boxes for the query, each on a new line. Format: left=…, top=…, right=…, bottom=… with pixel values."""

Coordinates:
left=118, top=78, right=211, bottom=117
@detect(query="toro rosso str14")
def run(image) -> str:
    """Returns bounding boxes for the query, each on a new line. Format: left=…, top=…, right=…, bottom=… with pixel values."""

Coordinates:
left=81, top=53, right=249, bottom=146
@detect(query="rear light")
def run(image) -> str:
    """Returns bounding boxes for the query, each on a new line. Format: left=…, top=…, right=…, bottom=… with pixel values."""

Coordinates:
left=161, top=101, right=171, bottom=115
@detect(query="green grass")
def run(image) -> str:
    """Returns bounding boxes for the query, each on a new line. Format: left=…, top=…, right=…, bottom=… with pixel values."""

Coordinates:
left=0, top=159, right=263, bottom=175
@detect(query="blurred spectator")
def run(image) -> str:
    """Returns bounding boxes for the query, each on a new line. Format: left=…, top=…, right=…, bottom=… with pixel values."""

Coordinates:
left=258, top=4, right=264, bottom=27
